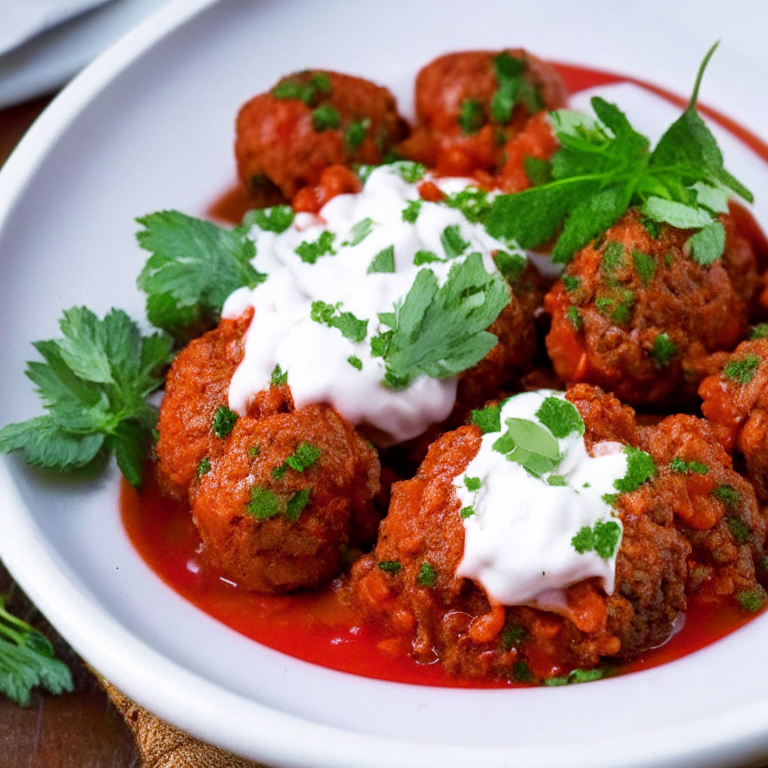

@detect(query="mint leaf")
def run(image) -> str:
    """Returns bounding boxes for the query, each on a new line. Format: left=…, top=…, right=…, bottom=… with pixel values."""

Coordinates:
left=493, top=417, right=561, bottom=476
left=136, top=211, right=264, bottom=339
left=345, top=217, right=373, bottom=246
left=689, top=221, right=726, bottom=265
left=367, top=246, right=395, bottom=274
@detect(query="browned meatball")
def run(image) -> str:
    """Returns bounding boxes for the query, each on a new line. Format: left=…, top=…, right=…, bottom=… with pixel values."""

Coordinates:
left=191, top=405, right=380, bottom=593
left=235, top=70, right=408, bottom=201
left=544, top=209, right=759, bottom=405
left=700, top=338, right=768, bottom=502
left=398, top=49, right=566, bottom=178
left=154, top=310, right=292, bottom=499
left=349, top=384, right=766, bottom=681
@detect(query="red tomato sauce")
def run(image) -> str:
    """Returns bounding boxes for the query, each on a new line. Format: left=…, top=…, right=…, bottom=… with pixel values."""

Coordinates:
left=130, top=63, right=768, bottom=687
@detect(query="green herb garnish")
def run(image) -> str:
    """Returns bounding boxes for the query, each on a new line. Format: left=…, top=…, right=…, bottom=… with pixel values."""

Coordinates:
left=535, top=396, right=584, bottom=438
left=311, top=301, right=368, bottom=342
left=571, top=519, right=622, bottom=559
left=367, top=246, right=395, bottom=274
left=295, top=231, right=336, bottom=264
left=212, top=406, right=238, bottom=438
left=723, top=355, right=760, bottom=385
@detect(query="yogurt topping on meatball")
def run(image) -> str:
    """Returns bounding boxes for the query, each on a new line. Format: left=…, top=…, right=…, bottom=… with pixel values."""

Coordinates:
left=223, top=164, right=519, bottom=445
left=454, top=390, right=633, bottom=608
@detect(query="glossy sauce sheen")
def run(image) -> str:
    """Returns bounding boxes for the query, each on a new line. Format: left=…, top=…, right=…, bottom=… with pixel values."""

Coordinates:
left=129, top=63, right=768, bottom=688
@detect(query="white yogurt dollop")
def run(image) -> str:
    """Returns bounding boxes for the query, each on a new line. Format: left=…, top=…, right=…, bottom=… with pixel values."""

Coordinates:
left=222, top=164, right=520, bottom=445
left=454, top=390, right=629, bottom=609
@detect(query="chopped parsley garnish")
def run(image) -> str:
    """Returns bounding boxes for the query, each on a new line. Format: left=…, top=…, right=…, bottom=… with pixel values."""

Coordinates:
left=567, top=306, right=583, bottom=330
left=392, top=161, right=426, bottom=184
left=444, top=188, right=492, bottom=223
left=311, top=300, right=368, bottom=342
left=272, top=72, right=332, bottom=104
left=726, top=516, right=750, bottom=544
left=500, top=622, right=527, bottom=651
left=484, top=44, right=752, bottom=263
left=271, top=465, right=287, bottom=481
left=750, top=323, right=768, bottom=340
left=511, top=660, right=535, bottom=683
left=458, top=98, right=485, bottom=135
left=295, top=231, right=336, bottom=264
left=242, top=205, right=295, bottom=234
left=642, top=217, right=663, bottom=239
left=246, top=485, right=312, bottom=522
left=441, top=224, right=471, bottom=259
left=736, top=590, right=765, bottom=612
left=460, top=506, right=476, bottom=519
left=246, top=485, right=283, bottom=520
left=345, top=118, right=370, bottom=151
left=367, top=246, right=395, bottom=274
left=416, top=562, right=437, bottom=588
left=472, top=404, right=502, bottom=434
left=345, top=218, right=373, bottom=246
left=402, top=199, right=422, bottom=223
left=413, top=250, right=442, bottom=266
left=377, top=560, right=402, bottom=574
left=491, top=51, right=542, bottom=123
left=613, top=446, right=657, bottom=493
left=285, top=488, right=311, bottom=522
left=535, top=396, right=584, bottom=438
left=464, top=476, right=482, bottom=492
left=347, top=355, right=363, bottom=370
left=712, top=484, right=740, bottom=512
left=650, top=333, right=678, bottom=368
left=492, top=417, right=560, bottom=477
left=547, top=475, right=567, bottom=486
left=285, top=442, right=322, bottom=472
left=562, top=275, right=581, bottom=292
left=212, top=406, right=238, bottom=438
left=197, top=456, right=211, bottom=476
left=669, top=456, right=708, bottom=475
left=571, top=519, right=622, bottom=559
left=312, top=104, right=341, bottom=131
left=544, top=668, right=605, bottom=686
left=723, top=355, right=759, bottom=385
left=250, top=446, right=260, bottom=457
left=136, top=211, right=265, bottom=339
left=602, top=242, right=624, bottom=271
left=0, top=596, right=73, bottom=706
left=632, top=250, right=656, bottom=284
left=271, top=364, right=288, bottom=386
left=370, top=253, right=508, bottom=388
left=0, top=307, right=173, bottom=488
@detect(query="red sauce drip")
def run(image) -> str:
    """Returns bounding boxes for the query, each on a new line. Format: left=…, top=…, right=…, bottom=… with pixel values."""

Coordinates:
left=133, top=63, right=768, bottom=687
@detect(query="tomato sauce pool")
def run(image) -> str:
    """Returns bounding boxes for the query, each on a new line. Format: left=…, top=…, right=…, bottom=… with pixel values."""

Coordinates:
left=124, top=63, right=768, bottom=688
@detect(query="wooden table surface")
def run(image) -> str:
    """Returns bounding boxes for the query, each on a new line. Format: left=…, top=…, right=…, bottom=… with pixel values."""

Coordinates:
left=0, top=94, right=141, bottom=768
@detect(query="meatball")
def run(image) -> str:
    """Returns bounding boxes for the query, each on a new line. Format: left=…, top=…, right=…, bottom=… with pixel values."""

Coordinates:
left=191, top=404, right=380, bottom=593
left=154, top=310, right=292, bottom=499
left=544, top=209, right=759, bottom=405
left=349, top=384, right=766, bottom=680
left=398, top=49, right=566, bottom=177
left=700, top=338, right=768, bottom=502
left=235, top=70, right=408, bottom=201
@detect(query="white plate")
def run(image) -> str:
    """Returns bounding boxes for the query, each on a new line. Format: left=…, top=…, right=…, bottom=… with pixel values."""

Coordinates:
left=0, top=0, right=173, bottom=109
left=2, top=1, right=768, bottom=766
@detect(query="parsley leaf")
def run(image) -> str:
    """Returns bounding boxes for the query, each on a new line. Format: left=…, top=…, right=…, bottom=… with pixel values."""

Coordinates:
left=348, top=355, right=363, bottom=370
left=750, top=323, right=768, bottom=340
left=312, top=104, right=341, bottom=131
left=270, top=364, right=288, bottom=386
left=464, top=476, right=482, bottom=492
left=723, top=354, right=760, bottom=385
left=441, top=225, right=470, bottom=259
left=650, top=333, right=677, bottom=368
left=485, top=44, right=752, bottom=264
left=378, top=560, right=402, bottom=574
left=402, top=200, right=422, bottom=223
left=613, top=446, right=657, bottom=494
left=311, top=300, right=368, bottom=342
left=416, top=562, right=437, bottom=588
left=535, top=396, right=584, bottom=438
left=272, top=72, right=332, bottom=104
left=392, top=161, right=426, bottom=184
left=242, top=205, right=294, bottom=234
left=669, top=456, right=708, bottom=474
left=285, top=488, right=312, bottom=522
left=491, top=51, right=541, bottom=124
left=0, top=597, right=73, bottom=706
left=458, top=99, right=485, bottom=134
left=295, top=231, right=336, bottom=264
left=285, top=442, right=321, bottom=472
left=136, top=211, right=265, bottom=340
left=472, top=404, right=502, bottom=434
left=212, top=406, right=238, bottom=438
left=345, top=218, right=373, bottom=247
left=346, top=118, right=370, bottom=151
left=0, top=308, right=172, bottom=487
left=444, top=188, right=492, bottom=224
left=571, top=519, right=622, bottom=559
left=246, top=486, right=283, bottom=520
